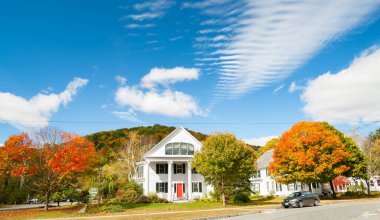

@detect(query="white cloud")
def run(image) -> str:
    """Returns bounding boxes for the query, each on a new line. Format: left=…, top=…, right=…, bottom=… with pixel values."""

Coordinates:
left=141, top=67, right=199, bottom=89
left=243, top=135, right=278, bottom=147
left=115, top=75, right=127, bottom=85
left=112, top=110, right=141, bottom=123
left=288, top=81, right=305, bottom=93
left=125, top=23, right=155, bottom=29
left=169, top=36, right=183, bottom=41
left=0, top=77, right=88, bottom=129
left=189, top=0, right=380, bottom=101
left=115, top=86, right=204, bottom=118
left=115, top=67, right=204, bottom=118
left=302, top=46, right=380, bottom=124
left=125, top=12, right=162, bottom=21
left=273, top=83, right=285, bottom=94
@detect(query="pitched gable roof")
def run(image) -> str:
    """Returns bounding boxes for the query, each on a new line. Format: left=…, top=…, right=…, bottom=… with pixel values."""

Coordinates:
left=143, top=126, right=202, bottom=158
left=257, top=149, right=274, bottom=169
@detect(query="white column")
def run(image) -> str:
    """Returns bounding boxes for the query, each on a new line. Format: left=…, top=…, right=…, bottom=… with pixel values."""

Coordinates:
left=168, top=161, right=173, bottom=202
left=187, top=161, right=192, bottom=201
left=144, top=161, right=150, bottom=195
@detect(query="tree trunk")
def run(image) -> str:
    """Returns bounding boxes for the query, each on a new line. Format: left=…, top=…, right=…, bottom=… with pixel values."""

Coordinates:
left=329, top=180, right=336, bottom=198
left=57, top=200, right=60, bottom=207
left=221, top=180, right=226, bottom=207
left=44, top=194, right=50, bottom=211
left=365, top=180, right=371, bottom=197
left=308, top=183, right=312, bottom=192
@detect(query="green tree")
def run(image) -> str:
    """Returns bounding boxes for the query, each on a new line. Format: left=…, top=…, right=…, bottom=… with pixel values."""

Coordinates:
left=363, top=128, right=380, bottom=195
left=192, top=133, right=257, bottom=206
left=259, top=138, right=279, bottom=156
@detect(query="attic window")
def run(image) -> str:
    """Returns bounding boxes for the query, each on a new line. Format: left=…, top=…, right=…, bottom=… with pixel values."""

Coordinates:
left=165, top=142, right=195, bottom=155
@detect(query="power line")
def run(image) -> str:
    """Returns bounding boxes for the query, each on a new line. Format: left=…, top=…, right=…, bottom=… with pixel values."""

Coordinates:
left=2, top=120, right=296, bottom=125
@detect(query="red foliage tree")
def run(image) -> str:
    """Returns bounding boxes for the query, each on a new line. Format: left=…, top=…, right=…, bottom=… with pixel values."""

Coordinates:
left=269, top=122, right=351, bottom=193
left=3, top=128, right=98, bottom=211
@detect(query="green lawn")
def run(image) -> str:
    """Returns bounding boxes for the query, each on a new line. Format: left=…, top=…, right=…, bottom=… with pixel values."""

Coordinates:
left=1, top=197, right=283, bottom=220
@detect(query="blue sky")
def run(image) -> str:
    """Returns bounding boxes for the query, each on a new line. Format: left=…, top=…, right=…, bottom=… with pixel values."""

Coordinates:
left=1, top=0, right=380, bottom=145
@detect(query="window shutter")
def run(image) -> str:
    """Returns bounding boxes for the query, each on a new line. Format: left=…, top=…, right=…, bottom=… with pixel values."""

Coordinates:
left=174, top=183, right=177, bottom=193
left=165, top=164, right=168, bottom=174
left=156, top=183, right=159, bottom=192
left=182, top=164, right=185, bottom=174
left=174, top=164, right=177, bottom=174
left=156, top=164, right=159, bottom=174
left=199, top=182, right=202, bottom=192
left=165, top=182, right=168, bottom=193
left=183, top=183, right=185, bottom=193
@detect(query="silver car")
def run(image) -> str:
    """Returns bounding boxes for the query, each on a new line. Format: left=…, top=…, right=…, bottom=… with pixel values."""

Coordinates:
left=282, top=191, right=320, bottom=208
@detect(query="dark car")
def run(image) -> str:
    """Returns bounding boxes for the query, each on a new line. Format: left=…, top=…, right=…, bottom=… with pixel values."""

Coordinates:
left=282, top=191, right=320, bottom=208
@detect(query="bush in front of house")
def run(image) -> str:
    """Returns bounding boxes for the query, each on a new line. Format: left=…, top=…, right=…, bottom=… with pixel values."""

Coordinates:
left=122, top=180, right=143, bottom=197
left=232, top=192, right=251, bottom=203
left=101, top=204, right=124, bottom=213
left=136, top=195, right=150, bottom=203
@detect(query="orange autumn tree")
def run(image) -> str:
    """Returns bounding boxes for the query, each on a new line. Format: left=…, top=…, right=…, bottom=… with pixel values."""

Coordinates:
left=269, top=122, right=351, bottom=194
left=4, top=128, right=97, bottom=211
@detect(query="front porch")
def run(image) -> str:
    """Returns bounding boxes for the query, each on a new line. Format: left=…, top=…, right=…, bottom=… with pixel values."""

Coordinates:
left=138, top=158, right=205, bottom=202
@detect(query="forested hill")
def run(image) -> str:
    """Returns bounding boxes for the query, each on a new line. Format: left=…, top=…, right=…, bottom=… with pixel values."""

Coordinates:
left=86, top=124, right=208, bottom=152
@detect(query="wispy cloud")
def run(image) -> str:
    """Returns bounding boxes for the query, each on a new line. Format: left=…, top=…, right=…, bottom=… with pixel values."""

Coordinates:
left=125, top=23, right=155, bottom=29
left=188, top=0, right=380, bottom=103
left=273, top=84, right=285, bottom=94
left=169, top=36, right=183, bottom=41
left=288, top=81, right=305, bottom=93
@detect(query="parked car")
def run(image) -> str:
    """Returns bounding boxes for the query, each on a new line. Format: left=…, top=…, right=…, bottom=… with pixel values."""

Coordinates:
left=282, top=191, right=320, bottom=208
left=321, top=188, right=333, bottom=197
left=28, top=198, right=39, bottom=204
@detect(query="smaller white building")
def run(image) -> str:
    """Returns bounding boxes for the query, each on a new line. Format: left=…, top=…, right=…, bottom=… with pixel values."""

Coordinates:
left=135, top=127, right=212, bottom=202
left=250, top=149, right=325, bottom=196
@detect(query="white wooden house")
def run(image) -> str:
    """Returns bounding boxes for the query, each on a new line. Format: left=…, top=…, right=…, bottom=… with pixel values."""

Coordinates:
left=134, top=127, right=212, bottom=202
left=250, top=149, right=325, bottom=196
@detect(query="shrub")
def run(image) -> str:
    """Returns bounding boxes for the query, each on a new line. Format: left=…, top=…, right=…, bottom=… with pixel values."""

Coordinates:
left=123, top=181, right=143, bottom=197
left=158, top=198, right=169, bottom=203
left=137, top=195, right=150, bottom=203
left=148, top=193, right=160, bottom=203
left=232, top=193, right=251, bottom=203
left=123, top=190, right=139, bottom=204
left=101, top=204, right=124, bottom=213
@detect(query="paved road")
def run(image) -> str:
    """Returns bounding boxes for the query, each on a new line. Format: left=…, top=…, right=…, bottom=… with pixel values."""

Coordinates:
left=0, top=202, right=75, bottom=212
left=226, top=200, right=380, bottom=220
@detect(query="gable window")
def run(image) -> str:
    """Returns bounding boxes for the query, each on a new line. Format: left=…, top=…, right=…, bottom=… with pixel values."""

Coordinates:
left=156, top=182, right=168, bottom=193
left=137, top=165, right=144, bottom=178
left=174, top=164, right=186, bottom=174
left=156, top=164, right=168, bottom=174
left=165, top=142, right=195, bottom=155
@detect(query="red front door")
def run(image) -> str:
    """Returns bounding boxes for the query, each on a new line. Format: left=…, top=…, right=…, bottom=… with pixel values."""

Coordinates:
left=177, top=183, right=183, bottom=198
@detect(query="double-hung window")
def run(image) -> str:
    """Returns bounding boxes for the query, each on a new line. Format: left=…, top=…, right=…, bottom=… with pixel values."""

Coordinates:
left=192, top=182, right=202, bottom=193
left=156, top=164, right=168, bottom=174
left=174, top=164, right=186, bottom=174
left=156, top=182, right=168, bottom=193
left=137, top=165, right=144, bottom=178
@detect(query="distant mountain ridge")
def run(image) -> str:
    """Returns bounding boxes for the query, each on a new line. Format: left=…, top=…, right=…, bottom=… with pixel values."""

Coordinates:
left=86, top=124, right=208, bottom=151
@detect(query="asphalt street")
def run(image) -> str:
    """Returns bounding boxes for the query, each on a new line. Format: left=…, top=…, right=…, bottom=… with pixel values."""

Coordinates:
left=226, top=200, right=380, bottom=220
